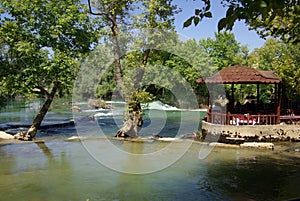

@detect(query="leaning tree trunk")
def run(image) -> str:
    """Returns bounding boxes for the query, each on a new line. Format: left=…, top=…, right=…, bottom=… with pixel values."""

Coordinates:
left=15, top=82, right=60, bottom=141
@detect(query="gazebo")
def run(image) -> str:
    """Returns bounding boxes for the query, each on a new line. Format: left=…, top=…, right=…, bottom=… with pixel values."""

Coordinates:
left=197, top=65, right=282, bottom=125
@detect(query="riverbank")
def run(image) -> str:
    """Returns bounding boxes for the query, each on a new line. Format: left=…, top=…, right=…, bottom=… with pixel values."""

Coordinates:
left=1, top=133, right=300, bottom=156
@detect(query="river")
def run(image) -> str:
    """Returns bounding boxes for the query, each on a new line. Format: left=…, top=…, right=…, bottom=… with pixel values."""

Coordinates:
left=0, top=99, right=299, bottom=201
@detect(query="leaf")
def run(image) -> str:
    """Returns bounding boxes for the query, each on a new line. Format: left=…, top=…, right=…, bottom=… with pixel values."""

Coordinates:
left=226, top=6, right=234, bottom=17
left=218, top=18, right=227, bottom=31
left=204, top=12, right=212, bottom=18
left=260, top=1, right=267, bottom=8
left=194, top=16, right=200, bottom=26
left=195, top=9, right=201, bottom=16
left=183, top=17, right=193, bottom=28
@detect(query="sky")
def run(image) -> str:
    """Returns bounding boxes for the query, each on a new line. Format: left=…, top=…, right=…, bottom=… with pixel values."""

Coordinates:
left=173, top=0, right=266, bottom=51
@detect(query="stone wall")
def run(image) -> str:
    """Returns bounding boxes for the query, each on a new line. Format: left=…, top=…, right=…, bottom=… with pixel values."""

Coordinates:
left=201, top=121, right=300, bottom=142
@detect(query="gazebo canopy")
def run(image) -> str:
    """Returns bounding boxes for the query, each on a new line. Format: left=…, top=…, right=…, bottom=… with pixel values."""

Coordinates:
left=197, top=65, right=281, bottom=84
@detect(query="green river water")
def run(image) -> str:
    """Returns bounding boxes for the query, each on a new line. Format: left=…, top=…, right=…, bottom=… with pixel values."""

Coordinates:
left=0, top=100, right=299, bottom=201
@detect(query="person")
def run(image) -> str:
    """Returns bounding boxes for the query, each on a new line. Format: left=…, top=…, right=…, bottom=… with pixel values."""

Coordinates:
left=235, top=101, right=242, bottom=113
left=212, top=102, right=222, bottom=113
left=250, top=100, right=256, bottom=114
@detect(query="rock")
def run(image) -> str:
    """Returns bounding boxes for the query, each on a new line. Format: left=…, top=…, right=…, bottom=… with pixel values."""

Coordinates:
left=0, top=131, right=14, bottom=139
left=240, top=142, right=274, bottom=149
left=71, top=105, right=81, bottom=112
left=14, top=131, right=32, bottom=141
left=225, top=137, right=245, bottom=144
left=152, top=134, right=162, bottom=138
left=66, top=136, right=85, bottom=142
left=88, top=99, right=111, bottom=109
left=157, top=137, right=182, bottom=142
left=208, top=142, right=240, bottom=148
left=181, top=133, right=197, bottom=139
left=124, top=137, right=155, bottom=143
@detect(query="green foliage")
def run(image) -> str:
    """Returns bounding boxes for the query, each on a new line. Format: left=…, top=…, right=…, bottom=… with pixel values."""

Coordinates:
left=186, top=0, right=300, bottom=43
left=199, top=31, right=249, bottom=70
left=89, top=0, right=180, bottom=106
left=0, top=0, right=98, bottom=98
left=248, top=38, right=281, bottom=70
left=133, top=0, right=179, bottom=29
left=87, top=31, right=227, bottom=107
left=183, top=0, right=212, bottom=28
left=74, top=44, right=115, bottom=100
left=130, top=90, right=155, bottom=106
left=220, top=0, right=300, bottom=43
left=96, top=67, right=116, bottom=99
left=248, top=38, right=300, bottom=103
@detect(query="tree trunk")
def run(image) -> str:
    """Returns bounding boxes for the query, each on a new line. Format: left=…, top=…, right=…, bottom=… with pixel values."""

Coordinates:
left=115, top=101, right=143, bottom=138
left=15, top=82, right=60, bottom=141
left=114, top=49, right=151, bottom=138
left=109, top=11, right=145, bottom=138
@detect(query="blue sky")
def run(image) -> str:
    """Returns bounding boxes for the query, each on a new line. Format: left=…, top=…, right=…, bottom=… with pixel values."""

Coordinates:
left=173, top=0, right=266, bottom=51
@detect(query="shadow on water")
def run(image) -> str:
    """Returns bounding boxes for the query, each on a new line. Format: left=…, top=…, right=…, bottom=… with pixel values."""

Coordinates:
left=193, top=147, right=300, bottom=201
left=0, top=140, right=299, bottom=201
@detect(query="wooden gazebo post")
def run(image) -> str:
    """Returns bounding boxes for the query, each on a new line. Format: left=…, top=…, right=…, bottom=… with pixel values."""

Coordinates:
left=276, top=83, right=281, bottom=124
left=256, top=83, right=260, bottom=104
left=207, top=84, right=211, bottom=123
left=231, top=83, right=234, bottom=106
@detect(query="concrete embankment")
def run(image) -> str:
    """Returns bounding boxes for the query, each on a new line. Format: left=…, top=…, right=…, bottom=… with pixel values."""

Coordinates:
left=201, top=121, right=300, bottom=143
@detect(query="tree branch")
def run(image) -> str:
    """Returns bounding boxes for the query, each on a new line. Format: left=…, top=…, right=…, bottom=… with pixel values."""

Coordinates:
left=31, top=86, right=50, bottom=97
left=87, top=0, right=106, bottom=16
left=134, top=49, right=151, bottom=89
left=87, top=0, right=117, bottom=32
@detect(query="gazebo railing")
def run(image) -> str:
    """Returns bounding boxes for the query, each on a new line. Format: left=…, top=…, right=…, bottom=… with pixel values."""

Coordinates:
left=207, top=111, right=279, bottom=125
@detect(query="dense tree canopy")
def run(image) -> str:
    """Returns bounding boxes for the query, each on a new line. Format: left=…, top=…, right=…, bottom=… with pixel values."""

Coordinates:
left=249, top=39, right=300, bottom=104
left=200, top=31, right=249, bottom=70
left=0, top=0, right=98, bottom=98
left=0, top=0, right=98, bottom=139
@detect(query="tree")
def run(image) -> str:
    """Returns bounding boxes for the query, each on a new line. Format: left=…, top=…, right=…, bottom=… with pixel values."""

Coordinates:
left=185, top=0, right=300, bottom=43
left=160, top=38, right=216, bottom=105
left=249, top=38, right=300, bottom=107
left=74, top=44, right=115, bottom=100
left=88, top=0, right=178, bottom=137
left=199, top=31, right=249, bottom=70
left=0, top=0, right=98, bottom=140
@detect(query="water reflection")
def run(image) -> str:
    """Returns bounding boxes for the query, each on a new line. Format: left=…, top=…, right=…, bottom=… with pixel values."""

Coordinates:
left=198, top=147, right=300, bottom=201
left=0, top=142, right=74, bottom=200
left=0, top=140, right=299, bottom=201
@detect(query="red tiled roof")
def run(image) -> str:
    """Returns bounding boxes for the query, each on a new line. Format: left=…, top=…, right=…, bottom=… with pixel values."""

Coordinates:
left=197, top=65, right=281, bottom=84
